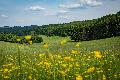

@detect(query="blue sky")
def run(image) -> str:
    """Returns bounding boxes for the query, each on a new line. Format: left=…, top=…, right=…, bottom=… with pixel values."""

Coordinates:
left=0, top=0, right=120, bottom=26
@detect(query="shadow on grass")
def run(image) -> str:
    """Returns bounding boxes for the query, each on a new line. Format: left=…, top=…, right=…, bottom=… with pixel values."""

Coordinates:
left=67, top=40, right=80, bottom=42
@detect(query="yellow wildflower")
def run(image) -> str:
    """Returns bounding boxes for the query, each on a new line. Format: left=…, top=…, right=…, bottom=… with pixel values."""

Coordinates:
left=43, top=43, right=48, bottom=48
left=39, top=61, right=43, bottom=65
left=75, top=42, right=81, bottom=47
left=28, top=75, right=32, bottom=80
left=60, top=39, right=67, bottom=45
left=69, top=64, right=73, bottom=68
left=87, top=67, right=95, bottom=73
left=25, top=35, right=32, bottom=40
left=18, top=45, right=22, bottom=48
left=62, top=64, right=67, bottom=68
left=42, top=61, right=51, bottom=68
left=16, top=38, right=21, bottom=42
left=70, top=58, right=75, bottom=61
left=39, top=54, right=45, bottom=57
left=7, top=63, right=12, bottom=67
left=4, top=68, right=9, bottom=73
left=2, top=64, right=8, bottom=68
left=94, top=51, right=102, bottom=58
left=64, top=56, right=74, bottom=62
left=8, top=57, right=14, bottom=61
left=76, top=75, right=83, bottom=80
left=103, top=74, right=106, bottom=80
left=12, top=66, right=16, bottom=70
left=71, top=50, right=79, bottom=55
left=57, top=55, right=61, bottom=59
left=59, top=71, right=66, bottom=76
left=109, top=61, right=112, bottom=63
left=29, top=40, right=32, bottom=45
left=114, top=74, right=117, bottom=78
left=85, top=75, right=89, bottom=78
left=75, top=63, right=80, bottom=67
left=3, top=76, right=9, bottom=79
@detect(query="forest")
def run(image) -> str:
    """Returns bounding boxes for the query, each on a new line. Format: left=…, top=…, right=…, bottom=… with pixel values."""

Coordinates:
left=0, top=11, right=120, bottom=42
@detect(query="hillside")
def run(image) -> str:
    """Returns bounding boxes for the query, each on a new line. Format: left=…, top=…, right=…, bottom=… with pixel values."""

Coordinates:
left=0, top=11, right=120, bottom=41
left=33, top=11, right=120, bottom=41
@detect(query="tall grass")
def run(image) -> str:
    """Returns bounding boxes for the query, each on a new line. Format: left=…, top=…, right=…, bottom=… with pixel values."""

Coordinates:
left=0, top=36, right=120, bottom=80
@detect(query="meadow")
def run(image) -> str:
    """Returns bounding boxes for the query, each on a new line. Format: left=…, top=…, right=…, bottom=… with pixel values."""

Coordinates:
left=0, top=35, right=120, bottom=80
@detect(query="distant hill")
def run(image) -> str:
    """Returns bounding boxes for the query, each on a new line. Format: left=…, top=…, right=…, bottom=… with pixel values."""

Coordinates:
left=0, top=11, right=120, bottom=41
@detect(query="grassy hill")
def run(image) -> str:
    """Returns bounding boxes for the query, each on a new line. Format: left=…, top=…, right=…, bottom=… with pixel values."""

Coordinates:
left=0, top=36, right=120, bottom=80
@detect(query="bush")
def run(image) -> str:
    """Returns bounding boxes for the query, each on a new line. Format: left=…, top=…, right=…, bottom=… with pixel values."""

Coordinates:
left=32, top=36, right=43, bottom=43
left=0, top=33, right=43, bottom=44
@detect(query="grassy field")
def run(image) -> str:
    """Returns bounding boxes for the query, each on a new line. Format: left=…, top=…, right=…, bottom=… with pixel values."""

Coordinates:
left=0, top=36, right=120, bottom=80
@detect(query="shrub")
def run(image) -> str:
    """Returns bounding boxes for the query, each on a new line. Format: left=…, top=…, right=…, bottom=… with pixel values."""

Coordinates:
left=32, top=35, right=43, bottom=43
left=0, top=33, right=43, bottom=44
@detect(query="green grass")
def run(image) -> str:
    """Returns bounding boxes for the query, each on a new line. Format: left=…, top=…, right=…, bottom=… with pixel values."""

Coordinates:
left=0, top=36, right=119, bottom=54
left=0, top=36, right=120, bottom=80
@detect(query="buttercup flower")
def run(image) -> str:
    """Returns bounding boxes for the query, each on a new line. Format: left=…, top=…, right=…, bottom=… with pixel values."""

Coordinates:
left=87, top=67, right=95, bottom=73
left=76, top=75, right=83, bottom=80
left=25, top=35, right=32, bottom=40
left=94, top=51, right=102, bottom=58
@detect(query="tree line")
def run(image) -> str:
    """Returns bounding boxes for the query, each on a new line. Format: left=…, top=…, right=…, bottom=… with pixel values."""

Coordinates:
left=0, top=11, right=120, bottom=41
left=34, top=11, right=120, bottom=41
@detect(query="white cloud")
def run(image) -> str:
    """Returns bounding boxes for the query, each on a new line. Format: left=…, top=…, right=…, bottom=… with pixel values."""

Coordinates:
left=58, top=10, right=68, bottom=14
left=27, top=5, right=45, bottom=11
left=44, top=10, right=69, bottom=16
left=59, top=0, right=103, bottom=9
left=0, top=14, right=8, bottom=18
left=59, top=4, right=82, bottom=9
left=80, top=0, right=103, bottom=7
left=59, top=15, right=69, bottom=19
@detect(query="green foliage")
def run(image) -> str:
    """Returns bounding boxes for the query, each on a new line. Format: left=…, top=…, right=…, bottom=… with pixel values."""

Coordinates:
left=33, top=11, right=120, bottom=41
left=0, top=33, right=17, bottom=42
left=32, top=35, right=43, bottom=43
left=0, top=34, right=43, bottom=44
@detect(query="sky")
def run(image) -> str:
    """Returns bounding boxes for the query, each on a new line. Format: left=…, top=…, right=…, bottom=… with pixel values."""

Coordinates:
left=0, top=0, right=120, bottom=27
